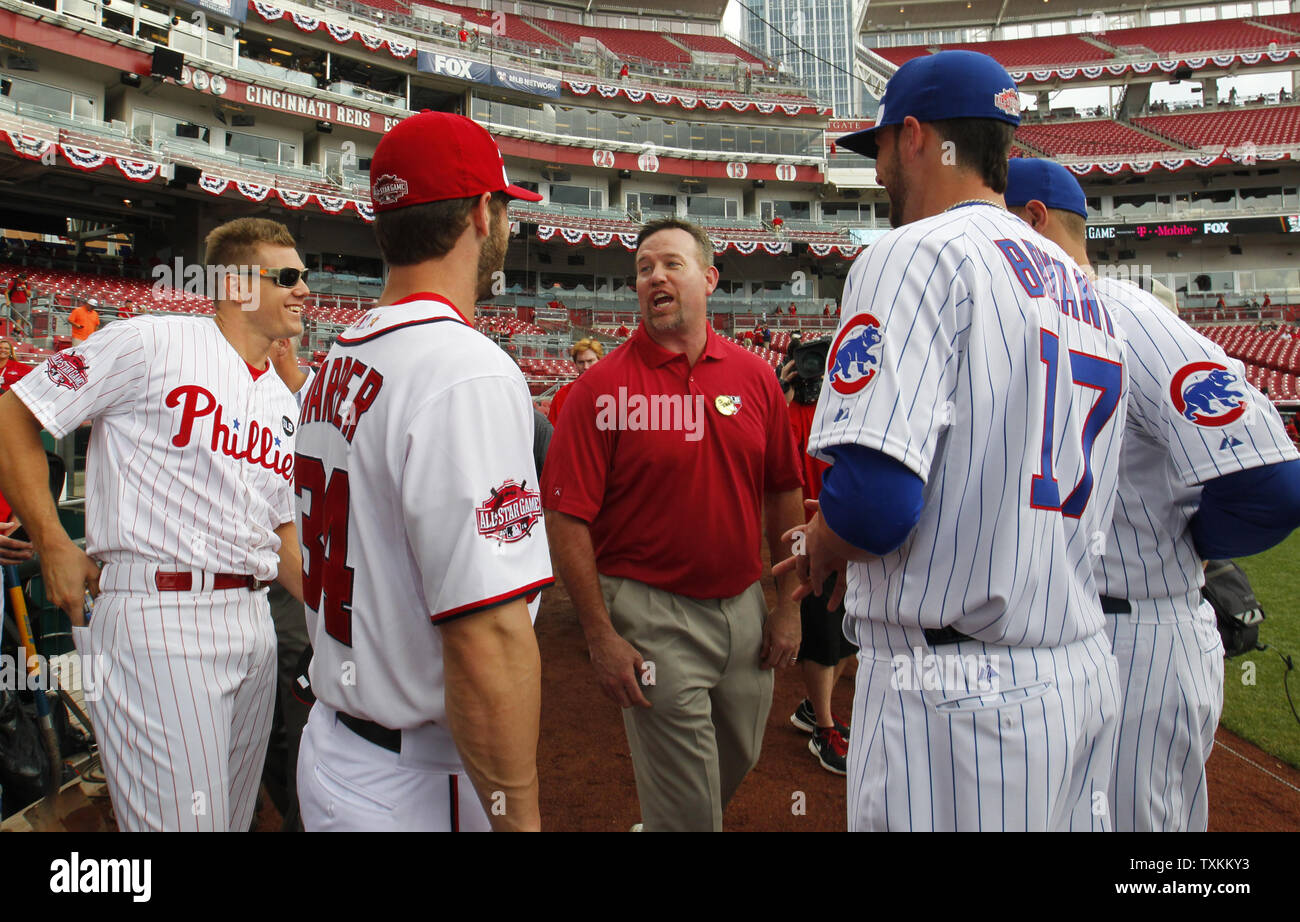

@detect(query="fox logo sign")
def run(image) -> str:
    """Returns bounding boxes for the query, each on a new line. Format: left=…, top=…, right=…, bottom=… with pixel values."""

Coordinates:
left=1169, top=361, right=1247, bottom=426
left=828, top=314, right=884, bottom=395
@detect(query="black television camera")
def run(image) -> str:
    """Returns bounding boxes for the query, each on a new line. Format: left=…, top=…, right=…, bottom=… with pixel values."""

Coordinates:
left=784, top=337, right=830, bottom=405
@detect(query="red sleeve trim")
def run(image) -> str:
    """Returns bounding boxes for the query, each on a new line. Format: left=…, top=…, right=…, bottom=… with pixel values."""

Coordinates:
left=430, top=576, right=555, bottom=624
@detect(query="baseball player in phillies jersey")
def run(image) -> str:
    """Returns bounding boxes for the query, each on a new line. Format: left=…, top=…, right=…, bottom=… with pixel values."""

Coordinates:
left=779, top=51, right=1127, bottom=831
left=0, top=217, right=308, bottom=831
left=295, top=111, right=551, bottom=833
left=1005, top=157, right=1300, bottom=831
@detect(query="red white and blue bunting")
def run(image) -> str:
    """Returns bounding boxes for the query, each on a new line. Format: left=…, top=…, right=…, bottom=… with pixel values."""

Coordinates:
left=537, top=225, right=839, bottom=256
left=1056, top=150, right=1295, bottom=176
left=200, top=173, right=373, bottom=220
left=0, top=131, right=167, bottom=179
left=2, top=131, right=52, bottom=160
left=59, top=145, right=108, bottom=171
left=563, top=80, right=826, bottom=116
left=1010, top=47, right=1299, bottom=84
left=114, top=158, right=162, bottom=182
left=250, top=1, right=416, bottom=61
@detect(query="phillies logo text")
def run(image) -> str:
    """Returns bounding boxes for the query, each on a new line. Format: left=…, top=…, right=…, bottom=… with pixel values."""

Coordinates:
left=166, top=385, right=294, bottom=480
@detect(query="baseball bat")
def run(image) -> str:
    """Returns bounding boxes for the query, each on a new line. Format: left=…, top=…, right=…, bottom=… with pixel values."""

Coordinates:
left=3, top=564, right=62, bottom=805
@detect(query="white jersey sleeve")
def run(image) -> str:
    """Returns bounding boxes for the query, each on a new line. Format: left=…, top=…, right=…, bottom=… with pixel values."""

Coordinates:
left=11, top=321, right=147, bottom=438
left=1093, top=277, right=1299, bottom=600
left=806, top=227, right=965, bottom=477
left=403, top=371, right=551, bottom=622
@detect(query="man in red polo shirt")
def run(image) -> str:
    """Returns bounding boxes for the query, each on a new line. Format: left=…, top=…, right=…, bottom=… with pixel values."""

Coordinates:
left=543, top=218, right=805, bottom=832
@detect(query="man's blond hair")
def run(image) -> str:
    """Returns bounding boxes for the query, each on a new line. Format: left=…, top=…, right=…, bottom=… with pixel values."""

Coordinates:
left=570, top=338, right=605, bottom=361
left=204, top=217, right=296, bottom=271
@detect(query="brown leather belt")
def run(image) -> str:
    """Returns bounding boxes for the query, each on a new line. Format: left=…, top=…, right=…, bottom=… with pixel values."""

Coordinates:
left=154, top=571, right=270, bottom=592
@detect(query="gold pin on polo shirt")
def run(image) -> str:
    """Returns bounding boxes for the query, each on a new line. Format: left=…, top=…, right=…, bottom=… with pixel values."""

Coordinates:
left=715, top=395, right=741, bottom=416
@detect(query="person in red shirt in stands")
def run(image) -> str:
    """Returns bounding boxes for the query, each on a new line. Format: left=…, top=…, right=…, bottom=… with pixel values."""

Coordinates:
left=822, top=305, right=831, bottom=317
left=1263, top=292, right=1272, bottom=311
left=0, top=339, right=32, bottom=393
left=118, top=298, right=135, bottom=320
left=788, top=301, right=797, bottom=317
left=547, top=337, right=604, bottom=426
left=6, top=274, right=30, bottom=308
left=615, top=322, right=631, bottom=339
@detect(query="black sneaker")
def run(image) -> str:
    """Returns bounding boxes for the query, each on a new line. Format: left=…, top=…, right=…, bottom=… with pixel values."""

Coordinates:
left=809, top=727, right=849, bottom=776
left=790, top=698, right=851, bottom=739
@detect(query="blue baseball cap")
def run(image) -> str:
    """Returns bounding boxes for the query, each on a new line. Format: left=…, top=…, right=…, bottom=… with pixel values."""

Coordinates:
left=839, top=50, right=1022, bottom=158
left=1004, top=158, right=1088, bottom=219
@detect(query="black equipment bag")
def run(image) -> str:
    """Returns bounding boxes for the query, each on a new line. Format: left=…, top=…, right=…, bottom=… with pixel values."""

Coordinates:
left=1202, top=559, right=1266, bottom=658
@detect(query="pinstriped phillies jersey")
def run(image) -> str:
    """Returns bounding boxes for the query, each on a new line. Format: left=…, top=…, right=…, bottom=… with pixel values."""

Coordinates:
left=808, top=204, right=1128, bottom=647
left=1092, top=276, right=1299, bottom=601
left=12, top=315, right=297, bottom=581
left=295, top=296, right=552, bottom=731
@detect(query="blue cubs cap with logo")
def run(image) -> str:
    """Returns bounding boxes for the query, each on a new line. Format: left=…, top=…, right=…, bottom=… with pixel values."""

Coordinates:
left=839, top=50, right=1022, bottom=159
left=1004, top=158, right=1088, bottom=219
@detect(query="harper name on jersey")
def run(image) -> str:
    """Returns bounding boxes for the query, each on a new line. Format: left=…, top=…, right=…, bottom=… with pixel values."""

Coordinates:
left=294, top=294, right=551, bottom=732
left=297, top=354, right=384, bottom=442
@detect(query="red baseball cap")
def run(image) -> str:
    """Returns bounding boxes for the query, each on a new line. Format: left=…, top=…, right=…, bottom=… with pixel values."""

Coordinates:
left=369, top=111, right=542, bottom=212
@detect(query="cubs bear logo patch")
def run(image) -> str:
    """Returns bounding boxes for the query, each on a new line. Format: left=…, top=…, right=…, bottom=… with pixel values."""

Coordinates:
left=828, top=314, right=884, bottom=395
left=46, top=352, right=89, bottom=391
left=476, top=480, right=542, bottom=543
left=1169, top=361, right=1247, bottom=427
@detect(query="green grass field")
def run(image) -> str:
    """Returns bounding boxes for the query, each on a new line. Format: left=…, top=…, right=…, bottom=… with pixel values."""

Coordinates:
left=1221, top=530, right=1300, bottom=768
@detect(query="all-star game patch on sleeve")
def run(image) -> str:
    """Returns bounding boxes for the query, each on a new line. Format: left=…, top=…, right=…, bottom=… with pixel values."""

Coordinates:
left=807, top=222, right=968, bottom=479
left=10, top=321, right=148, bottom=438
left=402, top=370, right=553, bottom=622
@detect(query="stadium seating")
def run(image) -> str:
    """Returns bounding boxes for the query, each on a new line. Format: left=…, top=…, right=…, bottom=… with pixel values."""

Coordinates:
left=1253, top=13, right=1300, bottom=35
left=1097, top=19, right=1280, bottom=55
left=1190, top=324, right=1300, bottom=399
left=1014, top=119, right=1177, bottom=156
left=672, top=33, right=765, bottom=65
left=0, top=266, right=211, bottom=314
left=873, top=35, right=1111, bottom=69
left=1135, top=105, right=1300, bottom=149
left=532, top=20, right=693, bottom=64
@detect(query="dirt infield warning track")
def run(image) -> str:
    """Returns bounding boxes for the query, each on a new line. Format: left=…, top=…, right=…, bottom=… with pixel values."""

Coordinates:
left=536, top=576, right=1300, bottom=832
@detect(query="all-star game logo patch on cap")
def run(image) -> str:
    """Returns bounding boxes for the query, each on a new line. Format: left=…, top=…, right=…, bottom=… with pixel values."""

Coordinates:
left=838, top=50, right=1022, bottom=159
left=369, top=111, right=543, bottom=213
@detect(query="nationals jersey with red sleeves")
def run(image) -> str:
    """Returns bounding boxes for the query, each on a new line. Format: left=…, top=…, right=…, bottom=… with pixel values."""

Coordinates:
left=542, top=324, right=802, bottom=600
left=11, top=316, right=297, bottom=579
left=294, top=294, right=552, bottom=731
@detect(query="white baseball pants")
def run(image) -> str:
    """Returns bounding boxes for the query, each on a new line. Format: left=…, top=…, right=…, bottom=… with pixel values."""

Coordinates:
left=73, top=564, right=276, bottom=831
left=298, top=703, right=490, bottom=832
left=846, top=624, right=1120, bottom=831
left=1104, top=592, right=1225, bottom=832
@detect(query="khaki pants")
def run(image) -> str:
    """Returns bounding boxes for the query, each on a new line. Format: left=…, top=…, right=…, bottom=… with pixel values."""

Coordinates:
left=600, top=575, right=774, bottom=832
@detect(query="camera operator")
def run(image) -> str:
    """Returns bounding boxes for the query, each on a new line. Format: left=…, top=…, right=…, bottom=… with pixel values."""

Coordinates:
left=780, top=335, right=857, bottom=775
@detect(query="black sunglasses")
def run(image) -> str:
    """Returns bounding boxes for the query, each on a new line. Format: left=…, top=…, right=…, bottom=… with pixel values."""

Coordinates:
left=259, top=267, right=310, bottom=288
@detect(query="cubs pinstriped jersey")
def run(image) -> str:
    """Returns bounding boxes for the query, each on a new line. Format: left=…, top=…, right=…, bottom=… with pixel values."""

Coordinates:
left=1092, top=276, right=1299, bottom=601
left=11, top=315, right=298, bottom=580
left=295, top=295, right=552, bottom=731
left=808, top=204, right=1128, bottom=647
